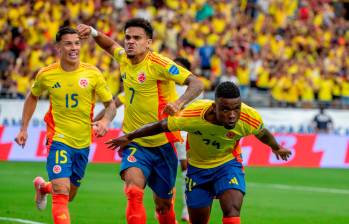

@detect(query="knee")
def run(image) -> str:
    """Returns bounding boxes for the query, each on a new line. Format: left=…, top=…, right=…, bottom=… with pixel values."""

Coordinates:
left=52, top=182, right=70, bottom=195
left=222, top=203, right=241, bottom=217
left=69, top=192, right=77, bottom=202
left=125, top=185, right=144, bottom=203
left=155, top=199, right=172, bottom=214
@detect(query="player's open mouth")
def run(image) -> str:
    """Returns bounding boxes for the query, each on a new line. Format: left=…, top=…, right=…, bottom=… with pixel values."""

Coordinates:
left=68, top=52, right=79, bottom=59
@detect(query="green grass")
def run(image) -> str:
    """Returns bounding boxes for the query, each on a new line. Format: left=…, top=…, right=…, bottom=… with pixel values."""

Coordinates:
left=1, top=162, right=349, bottom=223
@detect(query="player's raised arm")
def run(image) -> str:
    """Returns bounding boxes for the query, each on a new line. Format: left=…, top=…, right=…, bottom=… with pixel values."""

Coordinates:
left=164, top=75, right=204, bottom=116
left=255, top=128, right=292, bottom=161
left=77, top=24, right=121, bottom=56
left=105, top=119, right=170, bottom=150
left=15, top=93, right=39, bottom=147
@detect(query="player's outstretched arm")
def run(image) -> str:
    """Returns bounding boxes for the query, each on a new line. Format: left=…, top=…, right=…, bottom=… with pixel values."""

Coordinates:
left=77, top=24, right=121, bottom=56
left=14, top=93, right=39, bottom=148
left=163, top=75, right=204, bottom=115
left=105, top=119, right=170, bottom=150
left=255, top=128, right=292, bottom=161
left=92, top=100, right=116, bottom=137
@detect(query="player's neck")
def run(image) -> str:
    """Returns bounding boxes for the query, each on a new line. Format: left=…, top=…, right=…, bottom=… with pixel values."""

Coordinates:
left=129, top=51, right=149, bottom=65
left=60, top=60, right=80, bottom=72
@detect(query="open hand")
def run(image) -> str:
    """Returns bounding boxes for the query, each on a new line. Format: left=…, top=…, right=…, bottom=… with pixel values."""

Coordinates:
left=105, top=135, right=131, bottom=151
left=272, top=146, right=292, bottom=161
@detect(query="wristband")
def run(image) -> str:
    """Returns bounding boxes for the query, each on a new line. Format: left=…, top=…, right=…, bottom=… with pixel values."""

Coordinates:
left=90, top=26, right=98, bottom=37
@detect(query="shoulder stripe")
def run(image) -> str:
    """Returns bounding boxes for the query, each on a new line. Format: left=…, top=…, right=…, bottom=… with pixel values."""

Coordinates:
left=150, top=58, right=167, bottom=67
left=181, top=114, right=201, bottom=118
left=149, top=53, right=169, bottom=64
left=240, top=113, right=260, bottom=126
left=239, top=117, right=259, bottom=129
left=239, top=117, right=260, bottom=129
left=182, top=109, right=203, bottom=113
left=181, top=112, right=201, bottom=117
left=149, top=54, right=168, bottom=67
left=240, top=112, right=260, bottom=124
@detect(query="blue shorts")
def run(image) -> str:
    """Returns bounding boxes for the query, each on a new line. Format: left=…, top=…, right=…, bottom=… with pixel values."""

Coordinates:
left=186, top=159, right=245, bottom=208
left=46, top=141, right=89, bottom=187
left=120, top=142, right=178, bottom=199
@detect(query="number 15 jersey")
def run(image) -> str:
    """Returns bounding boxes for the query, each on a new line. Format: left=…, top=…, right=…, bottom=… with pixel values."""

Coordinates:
left=31, top=62, right=112, bottom=149
left=113, top=48, right=191, bottom=147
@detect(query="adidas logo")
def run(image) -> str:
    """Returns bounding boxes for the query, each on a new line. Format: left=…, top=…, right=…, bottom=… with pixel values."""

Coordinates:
left=52, top=82, right=61, bottom=88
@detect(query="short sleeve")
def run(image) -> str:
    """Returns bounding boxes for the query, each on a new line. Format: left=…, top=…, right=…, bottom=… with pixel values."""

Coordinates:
left=113, top=46, right=126, bottom=63
left=116, top=92, right=126, bottom=104
left=167, top=112, right=194, bottom=132
left=152, top=55, right=191, bottom=85
left=250, top=110, right=264, bottom=135
left=95, top=71, right=113, bottom=102
left=31, top=70, right=45, bottom=96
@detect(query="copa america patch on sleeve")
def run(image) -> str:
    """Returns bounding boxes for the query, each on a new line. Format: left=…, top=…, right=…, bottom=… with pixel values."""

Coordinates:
left=169, top=65, right=179, bottom=75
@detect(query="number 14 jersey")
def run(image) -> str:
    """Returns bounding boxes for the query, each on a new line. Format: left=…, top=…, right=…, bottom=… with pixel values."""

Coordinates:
left=168, top=100, right=264, bottom=169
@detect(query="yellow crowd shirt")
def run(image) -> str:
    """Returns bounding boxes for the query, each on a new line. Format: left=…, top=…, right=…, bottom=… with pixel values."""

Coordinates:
left=168, top=100, right=264, bottom=168
left=31, top=62, right=112, bottom=149
left=113, top=47, right=191, bottom=147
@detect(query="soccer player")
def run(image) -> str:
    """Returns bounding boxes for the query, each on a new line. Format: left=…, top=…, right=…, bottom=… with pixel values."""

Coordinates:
left=106, top=81, right=292, bottom=224
left=78, top=18, right=203, bottom=224
left=14, top=27, right=116, bottom=224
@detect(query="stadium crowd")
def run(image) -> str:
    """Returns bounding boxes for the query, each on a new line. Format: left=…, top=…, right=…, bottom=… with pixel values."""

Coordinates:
left=1, top=0, right=349, bottom=109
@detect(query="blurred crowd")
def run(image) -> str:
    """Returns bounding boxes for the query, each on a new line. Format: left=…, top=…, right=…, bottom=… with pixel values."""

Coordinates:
left=1, top=0, right=349, bottom=109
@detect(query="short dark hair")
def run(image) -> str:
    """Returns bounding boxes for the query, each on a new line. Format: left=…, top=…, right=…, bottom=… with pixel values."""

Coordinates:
left=56, top=27, right=78, bottom=42
left=174, top=57, right=191, bottom=70
left=124, top=18, right=153, bottom=39
left=215, top=82, right=240, bottom=99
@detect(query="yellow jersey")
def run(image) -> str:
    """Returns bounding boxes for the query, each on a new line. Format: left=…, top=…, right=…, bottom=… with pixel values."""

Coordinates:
left=113, top=47, right=191, bottom=147
left=168, top=100, right=264, bottom=168
left=31, top=62, right=112, bottom=149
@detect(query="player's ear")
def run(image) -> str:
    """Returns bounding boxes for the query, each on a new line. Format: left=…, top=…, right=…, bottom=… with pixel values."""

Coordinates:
left=55, top=42, right=61, bottom=54
left=212, top=102, right=216, bottom=113
left=147, top=38, right=152, bottom=47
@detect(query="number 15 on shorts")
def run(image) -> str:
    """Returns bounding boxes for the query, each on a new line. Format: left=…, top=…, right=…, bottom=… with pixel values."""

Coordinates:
left=55, top=150, right=68, bottom=164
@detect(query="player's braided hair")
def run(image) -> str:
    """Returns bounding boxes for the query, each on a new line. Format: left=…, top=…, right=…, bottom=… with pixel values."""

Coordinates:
left=124, top=18, right=153, bottom=39
left=56, top=27, right=78, bottom=42
left=215, top=82, right=240, bottom=99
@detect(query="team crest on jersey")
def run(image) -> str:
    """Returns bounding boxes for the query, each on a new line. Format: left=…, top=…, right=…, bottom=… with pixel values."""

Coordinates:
left=226, top=131, right=235, bottom=139
left=137, top=72, right=146, bottom=83
left=79, top=78, right=89, bottom=88
left=127, top=155, right=137, bottom=163
left=53, top=165, right=62, bottom=174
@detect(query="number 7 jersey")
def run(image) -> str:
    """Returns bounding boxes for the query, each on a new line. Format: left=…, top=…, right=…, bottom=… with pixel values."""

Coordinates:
left=168, top=100, right=264, bottom=168
left=31, top=62, right=112, bottom=149
left=113, top=47, right=191, bottom=147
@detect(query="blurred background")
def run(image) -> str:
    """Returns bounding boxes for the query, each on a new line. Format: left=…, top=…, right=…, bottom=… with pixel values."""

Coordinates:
left=0, top=0, right=349, bottom=223
left=1, top=0, right=349, bottom=109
